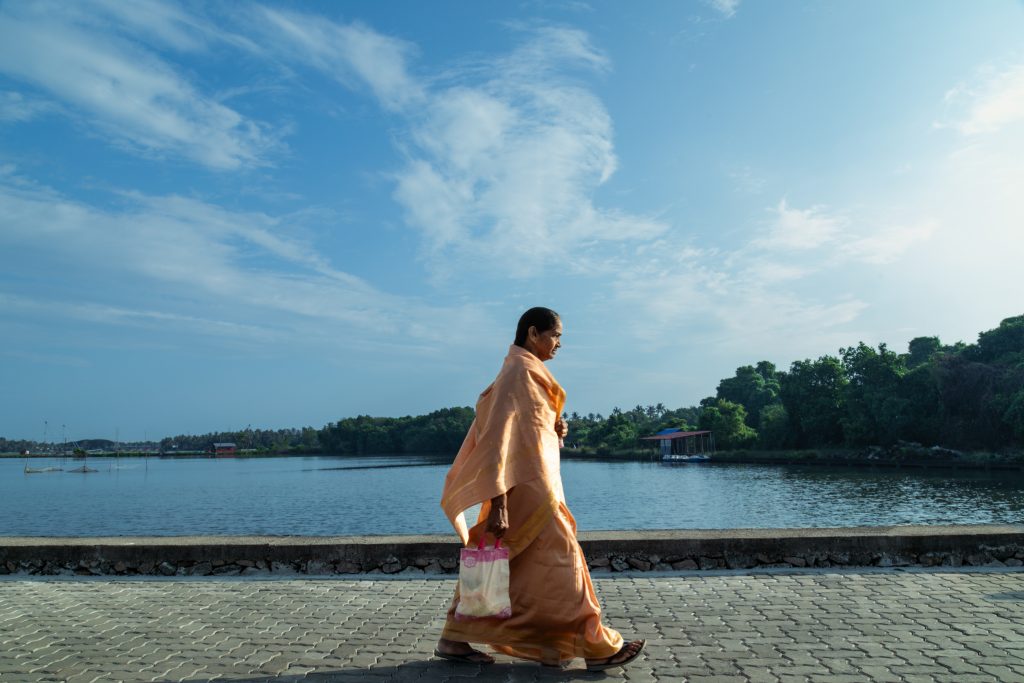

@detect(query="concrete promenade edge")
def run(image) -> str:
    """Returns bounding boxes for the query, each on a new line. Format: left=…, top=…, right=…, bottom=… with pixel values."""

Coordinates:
left=2, top=568, right=1024, bottom=682
left=3, top=525, right=1024, bottom=577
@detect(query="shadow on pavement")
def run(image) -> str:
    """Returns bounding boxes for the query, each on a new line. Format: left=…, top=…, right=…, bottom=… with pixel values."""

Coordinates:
left=986, top=591, right=1024, bottom=601
left=181, top=659, right=618, bottom=682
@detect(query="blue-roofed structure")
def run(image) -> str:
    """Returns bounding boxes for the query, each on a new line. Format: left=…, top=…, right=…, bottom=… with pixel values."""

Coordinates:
left=641, top=429, right=715, bottom=460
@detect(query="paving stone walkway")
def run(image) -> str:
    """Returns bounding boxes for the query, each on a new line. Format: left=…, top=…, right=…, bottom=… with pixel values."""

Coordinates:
left=1, top=569, right=1023, bottom=682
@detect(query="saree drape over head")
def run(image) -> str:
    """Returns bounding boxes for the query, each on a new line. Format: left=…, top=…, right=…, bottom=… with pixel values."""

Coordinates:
left=440, top=345, right=623, bottom=664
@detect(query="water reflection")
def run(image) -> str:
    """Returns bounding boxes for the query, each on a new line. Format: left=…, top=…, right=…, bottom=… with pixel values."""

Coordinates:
left=2, top=455, right=1022, bottom=536
left=563, top=461, right=1024, bottom=531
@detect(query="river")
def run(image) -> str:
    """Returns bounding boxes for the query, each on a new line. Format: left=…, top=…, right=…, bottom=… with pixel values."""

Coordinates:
left=3, top=454, right=1024, bottom=536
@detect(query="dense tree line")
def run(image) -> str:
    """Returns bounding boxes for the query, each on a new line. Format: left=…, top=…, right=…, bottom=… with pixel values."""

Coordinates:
left=156, top=407, right=476, bottom=455
left=699, top=315, right=1024, bottom=451
left=159, top=427, right=322, bottom=453
left=0, top=438, right=36, bottom=454
left=6, top=316, right=1020, bottom=457
left=318, top=407, right=474, bottom=455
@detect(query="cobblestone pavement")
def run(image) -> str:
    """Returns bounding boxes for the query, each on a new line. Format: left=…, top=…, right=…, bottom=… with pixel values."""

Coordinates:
left=2, top=569, right=1023, bottom=682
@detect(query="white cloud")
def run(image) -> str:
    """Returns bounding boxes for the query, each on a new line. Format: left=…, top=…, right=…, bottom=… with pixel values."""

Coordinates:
left=606, top=234, right=869, bottom=358
left=726, top=164, right=766, bottom=194
left=248, top=12, right=664, bottom=276
left=941, top=63, right=1024, bottom=136
left=0, top=91, right=53, bottom=123
left=741, top=259, right=811, bottom=283
left=0, top=3, right=278, bottom=169
left=79, top=0, right=260, bottom=54
left=603, top=193, right=937, bottom=359
left=748, top=199, right=933, bottom=266
left=392, top=27, right=664, bottom=276
left=755, top=199, right=845, bottom=250
left=258, top=7, right=425, bottom=111
left=0, top=292, right=283, bottom=344
left=151, top=12, right=660, bottom=277
left=840, top=221, right=936, bottom=265
left=704, top=0, right=741, bottom=19
left=0, top=174, right=490, bottom=348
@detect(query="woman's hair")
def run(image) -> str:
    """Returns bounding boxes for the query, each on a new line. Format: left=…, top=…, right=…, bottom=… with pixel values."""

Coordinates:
left=514, top=307, right=560, bottom=347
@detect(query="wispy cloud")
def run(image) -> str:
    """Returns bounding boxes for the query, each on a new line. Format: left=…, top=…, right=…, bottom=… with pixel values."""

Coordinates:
left=0, top=171, right=489, bottom=348
left=726, top=164, right=766, bottom=194
left=840, top=221, right=936, bottom=265
left=393, top=26, right=665, bottom=276
left=80, top=0, right=260, bottom=54
left=257, top=7, right=425, bottom=111
left=606, top=236, right=869, bottom=357
left=704, top=0, right=741, bottom=19
left=0, top=292, right=283, bottom=344
left=0, top=2, right=278, bottom=169
left=245, top=10, right=666, bottom=277
left=0, top=91, right=53, bottom=123
left=602, top=192, right=936, bottom=357
left=755, top=199, right=845, bottom=250
left=749, top=199, right=932, bottom=264
left=940, top=62, right=1024, bottom=136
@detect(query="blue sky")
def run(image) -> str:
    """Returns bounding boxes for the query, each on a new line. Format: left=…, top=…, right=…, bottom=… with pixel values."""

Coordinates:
left=1, top=0, right=1022, bottom=442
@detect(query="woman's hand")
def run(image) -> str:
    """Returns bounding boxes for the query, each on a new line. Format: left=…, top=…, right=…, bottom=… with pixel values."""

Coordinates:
left=486, top=493, right=509, bottom=538
left=555, top=417, right=569, bottom=439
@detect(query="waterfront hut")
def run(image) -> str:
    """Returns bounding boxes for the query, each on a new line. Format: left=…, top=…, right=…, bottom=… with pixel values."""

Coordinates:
left=641, top=429, right=715, bottom=459
left=213, top=442, right=237, bottom=457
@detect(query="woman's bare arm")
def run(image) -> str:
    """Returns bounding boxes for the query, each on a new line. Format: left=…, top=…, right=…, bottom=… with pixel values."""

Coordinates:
left=486, top=491, right=509, bottom=538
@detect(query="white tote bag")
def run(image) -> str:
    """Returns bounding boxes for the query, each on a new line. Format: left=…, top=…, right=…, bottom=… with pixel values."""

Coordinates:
left=454, top=537, right=511, bottom=620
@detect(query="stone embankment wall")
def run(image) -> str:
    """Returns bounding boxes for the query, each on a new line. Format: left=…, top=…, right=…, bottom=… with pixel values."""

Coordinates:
left=2, top=525, right=1023, bottom=577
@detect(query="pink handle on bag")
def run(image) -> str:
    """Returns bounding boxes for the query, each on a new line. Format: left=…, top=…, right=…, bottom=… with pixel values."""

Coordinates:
left=477, top=537, right=502, bottom=550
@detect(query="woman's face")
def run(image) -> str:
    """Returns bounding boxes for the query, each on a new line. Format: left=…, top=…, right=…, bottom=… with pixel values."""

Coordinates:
left=527, top=319, right=563, bottom=361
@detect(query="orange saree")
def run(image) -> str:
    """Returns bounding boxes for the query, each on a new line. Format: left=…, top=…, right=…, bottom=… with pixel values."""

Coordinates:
left=440, top=345, right=622, bottom=665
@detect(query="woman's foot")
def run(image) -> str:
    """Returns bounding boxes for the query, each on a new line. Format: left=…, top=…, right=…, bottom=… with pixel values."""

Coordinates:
left=585, top=639, right=646, bottom=671
left=434, top=638, right=496, bottom=664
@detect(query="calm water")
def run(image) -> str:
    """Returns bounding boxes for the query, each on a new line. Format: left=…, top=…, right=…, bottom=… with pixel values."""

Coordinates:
left=3, top=455, right=1024, bottom=536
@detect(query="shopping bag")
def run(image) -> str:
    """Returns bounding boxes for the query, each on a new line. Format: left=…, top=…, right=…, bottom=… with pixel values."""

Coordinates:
left=454, top=537, right=511, bottom=620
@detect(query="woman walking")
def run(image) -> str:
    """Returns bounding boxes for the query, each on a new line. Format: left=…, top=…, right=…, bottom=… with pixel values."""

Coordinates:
left=435, top=307, right=645, bottom=670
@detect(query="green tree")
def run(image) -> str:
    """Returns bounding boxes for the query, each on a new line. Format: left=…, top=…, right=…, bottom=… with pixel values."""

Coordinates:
left=1003, top=390, right=1024, bottom=442
left=933, top=354, right=1012, bottom=449
left=300, top=427, right=320, bottom=450
left=967, top=315, right=1024, bottom=364
left=587, top=409, right=641, bottom=451
left=906, top=336, right=941, bottom=368
left=758, top=403, right=791, bottom=449
left=715, top=362, right=781, bottom=429
left=699, top=399, right=757, bottom=449
left=896, top=364, right=942, bottom=444
left=840, top=342, right=907, bottom=446
left=655, top=406, right=700, bottom=433
left=780, top=355, right=847, bottom=447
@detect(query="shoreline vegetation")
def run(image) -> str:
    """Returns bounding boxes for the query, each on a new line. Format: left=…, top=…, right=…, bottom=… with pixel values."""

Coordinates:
left=4, top=315, right=1022, bottom=464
